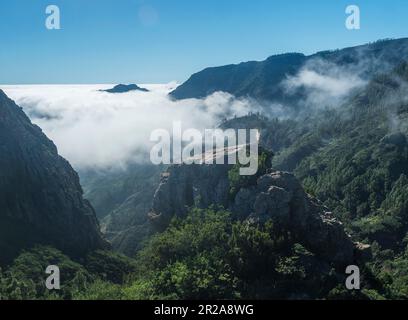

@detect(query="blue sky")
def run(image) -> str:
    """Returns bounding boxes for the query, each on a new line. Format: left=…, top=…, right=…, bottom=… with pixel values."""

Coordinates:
left=0, top=0, right=407, bottom=84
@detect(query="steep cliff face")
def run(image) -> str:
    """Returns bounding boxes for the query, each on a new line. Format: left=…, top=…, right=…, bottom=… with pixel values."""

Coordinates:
left=241, top=171, right=355, bottom=265
left=0, top=90, right=107, bottom=264
left=149, top=163, right=359, bottom=266
left=149, top=162, right=236, bottom=232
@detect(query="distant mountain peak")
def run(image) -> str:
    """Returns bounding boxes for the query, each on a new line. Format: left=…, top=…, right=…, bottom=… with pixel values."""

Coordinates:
left=101, top=84, right=149, bottom=93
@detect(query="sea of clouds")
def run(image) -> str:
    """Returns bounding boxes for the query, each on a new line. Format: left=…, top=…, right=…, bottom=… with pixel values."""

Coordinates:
left=0, top=54, right=380, bottom=172
left=1, top=83, right=260, bottom=170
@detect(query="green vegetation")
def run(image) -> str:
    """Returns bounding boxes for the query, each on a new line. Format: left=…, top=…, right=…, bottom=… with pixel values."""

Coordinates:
left=0, top=246, right=136, bottom=300
left=228, top=149, right=272, bottom=199
left=1, top=208, right=371, bottom=300
left=269, top=62, right=408, bottom=299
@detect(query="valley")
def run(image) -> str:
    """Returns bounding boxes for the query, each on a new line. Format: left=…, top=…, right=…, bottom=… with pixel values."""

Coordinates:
left=2, top=38, right=408, bottom=300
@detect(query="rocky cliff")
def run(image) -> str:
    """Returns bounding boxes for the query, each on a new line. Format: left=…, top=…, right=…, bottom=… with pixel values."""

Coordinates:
left=0, top=90, right=107, bottom=264
left=149, top=163, right=359, bottom=266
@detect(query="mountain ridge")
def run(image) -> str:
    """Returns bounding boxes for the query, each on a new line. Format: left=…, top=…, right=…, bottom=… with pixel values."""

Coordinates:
left=170, top=38, right=408, bottom=105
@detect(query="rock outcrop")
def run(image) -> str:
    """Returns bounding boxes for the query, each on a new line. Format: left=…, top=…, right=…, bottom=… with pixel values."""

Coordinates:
left=0, top=90, right=107, bottom=264
left=244, top=171, right=355, bottom=265
left=149, top=163, right=356, bottom=266
left=149, top=164, right=231, bottom=230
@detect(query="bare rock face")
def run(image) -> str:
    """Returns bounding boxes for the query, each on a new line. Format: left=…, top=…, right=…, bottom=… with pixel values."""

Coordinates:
left=149, top=164, right=356, bottom=266
left=245, top=172, right=355, bottom=265
left=0, top=90, right=108, bottom=264
left=149, top=164, right=231, bottom=230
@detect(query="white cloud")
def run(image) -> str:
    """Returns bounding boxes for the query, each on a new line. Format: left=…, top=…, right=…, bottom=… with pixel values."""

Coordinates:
left=283, top=58, right=366, bottom=108
left=287, top=69, right=361, bottom=97
left=1, top=84, right=260, bottom=170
